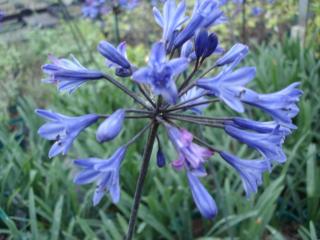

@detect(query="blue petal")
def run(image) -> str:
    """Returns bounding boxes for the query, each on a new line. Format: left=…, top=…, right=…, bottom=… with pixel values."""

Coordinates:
left=149, top=42, right=166, bottom=66
left=74, top=169, right=100, bottom=184
left=132, top=67, right=152, bottom=84
left=187, top=172, right=218, bottom=219
left=98, top=41, right=131, bottom=69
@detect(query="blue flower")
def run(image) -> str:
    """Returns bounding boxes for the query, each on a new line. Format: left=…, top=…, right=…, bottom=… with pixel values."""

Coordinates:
left=82, top=0, right=107, bottom=19
left=74, top=146, right=127, bottom=205
left=224, top=125, right=286, bottom=164
left=36, top=109, right=99, bottom=158
left=251, top=6, right=263, bottom=16
left=42, top=55, right=104, bottom=93
left=153, top=0, right=188, bottom=43
left=98, top=41, right=132, bottom=77
left=174, top=0, right=224, bottom=48
left=241, top=82, right=303, bottom=127
left=168, top=127, right=213, bottom=174
left=230, top=117, right=293, bottom=135
left=180, top=40, right=197, bottom=62
left=219, top=151, right=269, bottom=197
left=132, top=42, right=188, bottom=104
left=215, top=43, right=248, bottom=67
left=197, top=62, right=256, bottom=112
left=96, top=109, right=125, bottom=143
left=180, top=87, right=208, bottom=114
left=187, top=172, right=218, bottom=218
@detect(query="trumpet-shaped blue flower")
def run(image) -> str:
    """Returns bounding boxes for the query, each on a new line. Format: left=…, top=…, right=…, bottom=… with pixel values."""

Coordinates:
left=174, top=0, right=224, bottom=48
left=168, top=127, right=213, bottom=175
left=74, top=146, right=127, bottom=205
left=224, top=125, right=286, bottom=164
left=42, top=55, right=104, bottom=93
left=197, top=62, right=256, bottom=112
left=187, top=172, right=218, bottom=218
left=219, top=151, right=269, bottom=197
left=230, top=117, right=293, bottom=135
left=36, top=109, right=99, bottom=158
left=153, top=0, right=188, bottom=43
left=241, top=82, right=303, bottom=127
left=132, top=42, right=188, bottom=104
left=215, top=43, right=248, bottom=66
left=96, top=109, right=125, bottom=143
left=98, top=41, right=132, bottom=77
left=180, top=87, right=208, bottom=114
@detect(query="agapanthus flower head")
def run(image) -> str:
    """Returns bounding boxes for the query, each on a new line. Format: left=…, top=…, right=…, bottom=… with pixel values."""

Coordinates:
left=187, top=172, right=218, bottom=218
left=219, top=151, right=269, bottom=197
left=96, top=109, right=125, bottom=143
left=132, top=42, right=188, bottom=104
left=98, top=41, right=133, bottom=77
left=36, top=0, right=302, bottom=229
left=74, top=146, right=126, bottom=205
left=36, top=109, right=99, bottom=158
left=42, top=55, right=104, bottom=93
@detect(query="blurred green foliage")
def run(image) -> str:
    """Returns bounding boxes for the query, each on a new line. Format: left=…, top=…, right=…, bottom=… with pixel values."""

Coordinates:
left=0, top=1, right=320, bottom=239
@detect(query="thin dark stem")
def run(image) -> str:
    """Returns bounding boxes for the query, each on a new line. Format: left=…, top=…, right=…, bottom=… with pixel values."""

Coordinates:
left=179, top=83, right=196, bottom=97
left=165, top=93, right=207, bottom=111
left=138, top=85, right=156, bottom=108
left=167, top=112, right=230, bottom=122
left=168, top=115, right=224, bottom=128
left=125, top=122, right=159, bottom=240
left=166, top=99, right=220, bottom=113
left=198, top=64, right=217, bottom=79
left=126, top=109, right=153, bottom=114
left=125, top=122, right=152, bottom=146
left=192, top=135, right=221, bottom=153
left=103, top=74, right=152, bottom=110
left=179, top=59, right=199, bottom=92
left=113, top=11, right=120, bottom=43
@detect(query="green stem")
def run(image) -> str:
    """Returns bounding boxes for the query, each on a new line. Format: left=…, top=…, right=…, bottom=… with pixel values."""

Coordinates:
left=113, top=11, right=120, bottom=43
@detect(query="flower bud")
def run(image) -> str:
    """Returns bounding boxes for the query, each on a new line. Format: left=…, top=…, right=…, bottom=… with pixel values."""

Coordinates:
left=156, top=148, right=166, bottom=168
left=96, top=109, right=125, bottom=143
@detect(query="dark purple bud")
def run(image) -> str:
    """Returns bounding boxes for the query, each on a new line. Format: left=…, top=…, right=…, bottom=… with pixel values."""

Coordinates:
left=203, top=33, right=218, bottom=58
left=96, top=109, right=125, bottom=143
left=195, top=29, right=208, bottom=58
left=156, top=148, right=166, bottom=168
left=115, top=67, right=133, bottom=77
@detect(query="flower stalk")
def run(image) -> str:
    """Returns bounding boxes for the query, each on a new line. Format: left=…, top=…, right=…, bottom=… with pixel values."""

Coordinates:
left=125, top=122, right=159, bottom=240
